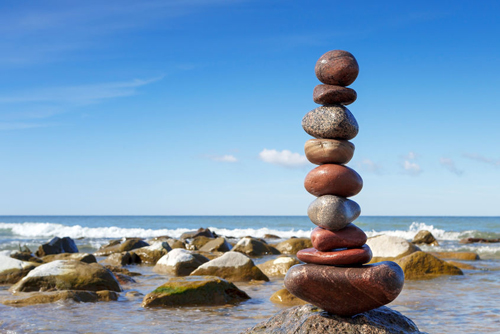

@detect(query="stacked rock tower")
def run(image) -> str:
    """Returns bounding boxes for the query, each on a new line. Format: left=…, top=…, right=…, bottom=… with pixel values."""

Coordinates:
left=284, top=50, right=405, bottom=317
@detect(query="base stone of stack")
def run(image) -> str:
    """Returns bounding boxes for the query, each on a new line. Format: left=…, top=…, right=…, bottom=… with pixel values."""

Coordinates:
left=242, top=304, right=425, bottom=334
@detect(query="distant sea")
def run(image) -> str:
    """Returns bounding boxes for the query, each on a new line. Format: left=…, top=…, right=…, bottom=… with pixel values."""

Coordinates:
left=1, top=216, right=499, bottom=333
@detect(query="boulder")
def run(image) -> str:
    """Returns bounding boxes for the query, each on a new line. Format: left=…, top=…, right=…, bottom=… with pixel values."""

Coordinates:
left=0, top=255, right=38, bottom=284
left=243, top=304, right=424, bottom=334
left=275, top=238, right=312, bottom=255
left=257, top=256, right=300, bottom=277
left=366, top=235, right=420, bottom=262
left=186, top=236, right=213, bottom=250
left=263, top=234, right=281, bottom=240
left=180, top=228, right=216, bottom=240
left=460, top=237, right=500, bottom=244
left=95, top=238, right=149, bottom=256
left=2, top=290, right=118, bottom=307
left=394, top=251, right=463, bottom=279
left=100, top=252, right=141, bottom=266
left=270, top=288, right=307, bottom=306
left=429, top=251, right=480, bottom=261
left=446, top=261, right=478, bottom=270
left=190, top=252, right=269, bottom=282
left=9, top=251, right=43, bottom=263
left=142, top=276, right=249, bottom=308
left=154, top=249, right=209, bottom=276
left=35, top=237, right=79, bottom=257
left=42, top=253, right=96, bottom=264
left=114, top=272, right=137, bottom=285
left=166, top=238, right=186, bottom=249
left=132, top=242, right=171, bottom=265
left=412, top=230, right=439, bottom=246
left=199, top=237, right=232, bottom=253
left=9, top=260, right=121, bottom=293
left=232, top=237, right=280, bottom=257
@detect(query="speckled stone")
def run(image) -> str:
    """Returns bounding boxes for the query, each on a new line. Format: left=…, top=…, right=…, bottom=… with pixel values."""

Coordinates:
left=308, top=195, right=361, bottom=231
left=313, top=85, right=357, bottom=105
left=311, top=224, right=367, bottom=251
left=304, top=139, right=355, bottom=165
left=297, top=245, right=372, bottom=266
left=284, top=261, right=405, bottom=316
left=304, top=164, right=363, bottom=198
left=315, top=50, right=359, bottom=86
left=302, top=105, right=358, bottom=140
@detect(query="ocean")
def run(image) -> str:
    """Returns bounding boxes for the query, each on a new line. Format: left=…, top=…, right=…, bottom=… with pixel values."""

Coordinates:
left=0, top=216, right=499, bottom=333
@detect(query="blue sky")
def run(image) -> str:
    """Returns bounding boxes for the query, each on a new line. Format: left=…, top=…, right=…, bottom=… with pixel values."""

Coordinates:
left=0, top=0, right=499, bottom=215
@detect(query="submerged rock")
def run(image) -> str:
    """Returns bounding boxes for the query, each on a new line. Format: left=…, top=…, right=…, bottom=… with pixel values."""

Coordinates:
left=429, top=251, right=480, bottom=261
left=275, top=238, right=312, bottom=255
left=154, top=249, right=209, bottom=276
left=270, top=288, right=307, bottom=306
left=10, top=260, right=122, bottom=293
left=35, top=237, right=79, bottom=257
left=190, top=252, right=269, bottom=282
left=257, top=256, right=300, bottom=277
left=394, top=251, right=463, bottom=279
left=2, top=290, right=118, bottom=307
left=142, top=276, right=249, bottom=308
left=242, top=304, right=424, bottom=334
left=232, top=237, right=280, bottom=257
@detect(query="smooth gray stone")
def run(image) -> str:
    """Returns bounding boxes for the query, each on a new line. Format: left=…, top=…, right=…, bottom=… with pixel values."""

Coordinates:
left=302, top=105, right=358, bottom=140
left=307, top=195, right=360, bottom=231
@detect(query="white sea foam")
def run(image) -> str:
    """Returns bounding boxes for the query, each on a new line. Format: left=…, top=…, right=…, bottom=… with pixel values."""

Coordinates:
left=365, top=222, right=463, bottom=241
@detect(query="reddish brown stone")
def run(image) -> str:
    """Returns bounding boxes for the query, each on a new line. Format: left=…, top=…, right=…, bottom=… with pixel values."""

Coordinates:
left=313, top=85, right=357, bottom=105
left=284, top=261, right=404, bottom=317
left=304, top=139, right=355, bottom=165
left=315, top=50, right=359, bottom=86
left=304, top=164, right=363, bottom=198
left=311, top=224, right=367, bottom=251
left=297, top=245, right=372, bottom=266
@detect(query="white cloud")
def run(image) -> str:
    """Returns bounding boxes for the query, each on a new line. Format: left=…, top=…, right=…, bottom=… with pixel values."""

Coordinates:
left=259, top=149, right=308, bottom=168
left=440, top=157, right=463, bottom=176
left=463, top=153, right=500, bottom=167
left=209, top=155, right=238, bottom=163
left=400, top=151, right=422, bottom=175
left=357, top=159, right=382, bottom=174
left=405, top=151, right=418, bottom=160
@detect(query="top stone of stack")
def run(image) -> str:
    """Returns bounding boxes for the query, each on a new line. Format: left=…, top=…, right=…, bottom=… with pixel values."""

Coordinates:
left=315, top=50, right=359, bottom=87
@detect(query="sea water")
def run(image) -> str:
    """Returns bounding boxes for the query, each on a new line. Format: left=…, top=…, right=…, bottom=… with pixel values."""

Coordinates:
left=0, top=216, right=499, bottom=333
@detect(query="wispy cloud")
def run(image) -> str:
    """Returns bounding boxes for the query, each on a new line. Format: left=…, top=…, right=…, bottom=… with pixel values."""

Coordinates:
left=208, top=155, right=238, bottom=163
left=0, top=122, right=58, bottom=131
left=401, top=151, right=422, bottom=176
left=356, top=159, right=383, bottom=174
left=440, top=157, right=463, bottom=176
left=259, top=149, right=309, bottom=168
left=463, top=153, right=500, bottom=167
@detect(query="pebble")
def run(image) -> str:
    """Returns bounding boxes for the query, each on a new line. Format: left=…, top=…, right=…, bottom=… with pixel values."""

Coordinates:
left=315, top=50, right=359, bottom=86
left=284, top=261, right=405, bottom=317
left=302, top=105, right=358, bottom=140
left=313, top=84, right=357, bottom=105
left=304, top=164, right=363, bottom=198
left=307, top=195, right=361, bottom=231
left=297, top=245, right=372, bottom=265
left=310, top=224, right=367, bottom=251
left=304, top=139, right=355, bottom=165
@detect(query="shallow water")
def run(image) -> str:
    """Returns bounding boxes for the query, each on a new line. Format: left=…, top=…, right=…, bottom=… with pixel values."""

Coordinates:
left=1, top=216, right=499, bottom=333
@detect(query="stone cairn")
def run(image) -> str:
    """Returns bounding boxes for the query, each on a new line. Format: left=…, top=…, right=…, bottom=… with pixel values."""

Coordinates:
left=284, top=50, right=405, bottom=317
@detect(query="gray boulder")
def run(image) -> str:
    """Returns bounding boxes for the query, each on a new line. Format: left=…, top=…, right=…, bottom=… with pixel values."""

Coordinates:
left=154, top=249, right=209, bottom=276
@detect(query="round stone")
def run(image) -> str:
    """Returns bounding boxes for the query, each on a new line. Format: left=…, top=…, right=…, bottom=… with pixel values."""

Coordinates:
left=304, top=139, right=355, bottom=165
left=304, top=164, right=363, bottom=198
left=311, top=224, right=367, bottom=251
left=302, top=105, right=358, bottom=140
left=307, top=195, right=360, bottom=231
left=313, top=85, right=357, bottom=105
left=315, top=50, right=359, bottom=86
left=296, top=245, right=372, bottom=265
left=284, top=261, right=405, bottom=317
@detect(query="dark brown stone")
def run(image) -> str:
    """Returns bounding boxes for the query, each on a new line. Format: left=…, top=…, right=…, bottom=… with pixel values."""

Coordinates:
left=304, top=139, right=355, bottom=165
left=302, top=105, right=358, bottom=140
left=297, top=245, right=372, bottom=265
left=304, top=164, right=363, bottom=198
left=315, top=50, right=359, bottom=86
left=284, top=262, right=404, bottom=317
left=313, top=84, right=357, bottom=105
left=311, top=224, right=367, bottom=251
